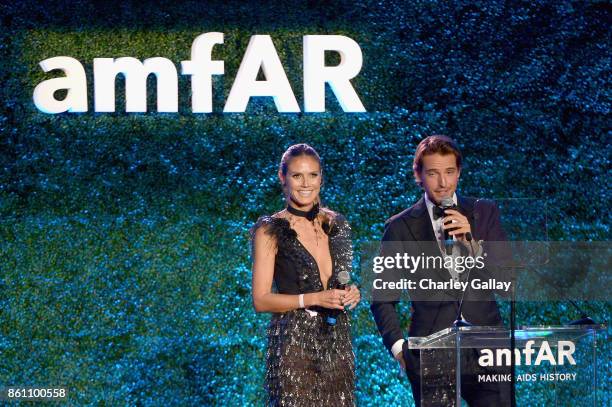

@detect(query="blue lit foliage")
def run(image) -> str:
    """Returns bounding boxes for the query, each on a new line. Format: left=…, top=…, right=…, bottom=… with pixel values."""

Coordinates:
left=0, top=0, right=610, bottom=405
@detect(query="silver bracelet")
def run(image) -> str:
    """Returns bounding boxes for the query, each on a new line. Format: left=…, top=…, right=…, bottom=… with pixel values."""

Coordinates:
left=298, top=294, right=305, bottom=309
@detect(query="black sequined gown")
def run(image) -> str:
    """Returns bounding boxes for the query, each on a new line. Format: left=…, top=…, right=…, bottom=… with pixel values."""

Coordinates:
left=252, top=214, right=355, bottom=406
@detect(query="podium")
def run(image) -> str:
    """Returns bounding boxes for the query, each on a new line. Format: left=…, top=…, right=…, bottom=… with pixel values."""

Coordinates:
left=408, top=325, right=606, bottom=406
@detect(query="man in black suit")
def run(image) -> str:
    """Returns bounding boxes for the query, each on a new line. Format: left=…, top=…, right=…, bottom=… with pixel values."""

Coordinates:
left=370, top=135, right=511, bottom=406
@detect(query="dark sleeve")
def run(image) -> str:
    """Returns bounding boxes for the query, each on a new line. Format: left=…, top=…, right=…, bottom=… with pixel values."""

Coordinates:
left=370, top=219, right=406, bottom=356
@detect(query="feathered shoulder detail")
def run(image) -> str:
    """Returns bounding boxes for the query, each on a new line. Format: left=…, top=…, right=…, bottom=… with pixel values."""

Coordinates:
left=249, top=215, right=297, bottom=244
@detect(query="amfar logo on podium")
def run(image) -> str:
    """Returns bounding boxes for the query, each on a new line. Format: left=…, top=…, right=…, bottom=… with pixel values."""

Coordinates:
left=478, top=340, right=577, bottom=367
left=33, top=33, right=366, bottom=114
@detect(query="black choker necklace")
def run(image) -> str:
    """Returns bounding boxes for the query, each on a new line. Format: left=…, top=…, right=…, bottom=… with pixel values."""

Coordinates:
left=287, top=203, right=320, bottom=222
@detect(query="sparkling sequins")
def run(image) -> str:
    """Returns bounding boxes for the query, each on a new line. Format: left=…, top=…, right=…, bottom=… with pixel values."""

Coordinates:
left=252, top=214, right=355, bottom=406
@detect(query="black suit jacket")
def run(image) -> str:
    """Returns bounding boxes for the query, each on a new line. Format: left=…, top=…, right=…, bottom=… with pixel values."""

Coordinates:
left=370, top=195, right=510, bottom=365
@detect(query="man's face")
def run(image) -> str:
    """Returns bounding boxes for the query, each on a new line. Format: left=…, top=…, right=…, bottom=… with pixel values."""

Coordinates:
left=414, top=153, right=461, bottom=205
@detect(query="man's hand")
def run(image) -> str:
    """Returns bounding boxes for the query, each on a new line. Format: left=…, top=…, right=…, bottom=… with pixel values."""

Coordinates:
left=394, top=351, right=406, bottom=371
left=443, top=209, right=482, bottom=256
left=441, top=209, right=471, bottom=240
left=443, top=209, right=478, bottom=247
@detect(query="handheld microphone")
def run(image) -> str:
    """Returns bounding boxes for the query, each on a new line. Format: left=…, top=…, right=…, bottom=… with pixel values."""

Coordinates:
left=325, top=270, right=351, bottom=326
left=441, top=196, right=473, bottom=249
left=440, top=197, right=456, bottom=255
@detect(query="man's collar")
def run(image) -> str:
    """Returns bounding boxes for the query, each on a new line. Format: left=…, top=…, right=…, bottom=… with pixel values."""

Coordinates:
left=424, top=192, right=457, bottom=209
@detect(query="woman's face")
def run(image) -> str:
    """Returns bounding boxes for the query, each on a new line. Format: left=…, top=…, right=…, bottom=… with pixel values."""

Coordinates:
left=280, top=155, right=322, bottom=210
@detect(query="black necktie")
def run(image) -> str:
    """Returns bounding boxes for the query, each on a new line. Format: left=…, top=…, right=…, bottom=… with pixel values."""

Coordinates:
left=433, top=206, right=446, bottom=220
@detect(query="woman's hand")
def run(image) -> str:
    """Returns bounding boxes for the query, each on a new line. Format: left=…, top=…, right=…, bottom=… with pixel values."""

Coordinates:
left=341, top=284, right=361, bottom=310
left=312, top=289, right=347, bottom=310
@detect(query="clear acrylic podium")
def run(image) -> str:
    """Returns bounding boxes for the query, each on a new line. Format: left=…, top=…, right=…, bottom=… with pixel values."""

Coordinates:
left=408, top=325, right=606, bottom=406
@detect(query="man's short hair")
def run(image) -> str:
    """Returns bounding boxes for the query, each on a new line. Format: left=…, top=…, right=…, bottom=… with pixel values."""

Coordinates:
left=412, top=135, right=462, bottom=175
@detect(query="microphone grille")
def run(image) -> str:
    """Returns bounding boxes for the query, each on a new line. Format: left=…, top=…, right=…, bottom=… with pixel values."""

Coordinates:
left=441, top=196, right=455, bottom=208
left=337, top=270, right=350, bottom=285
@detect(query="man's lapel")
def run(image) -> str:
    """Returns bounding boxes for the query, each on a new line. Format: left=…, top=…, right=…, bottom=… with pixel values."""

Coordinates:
left=405, top=195, right=477, bottom=286
left=405, top=197, right=452, bottom=283
left=406, top=197, right=436, bottom=243
left=406, top=195, right=476, bottom=243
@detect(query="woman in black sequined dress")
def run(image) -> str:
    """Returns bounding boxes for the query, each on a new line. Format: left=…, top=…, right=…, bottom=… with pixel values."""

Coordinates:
left=251, top=144, right=360, bottom=406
